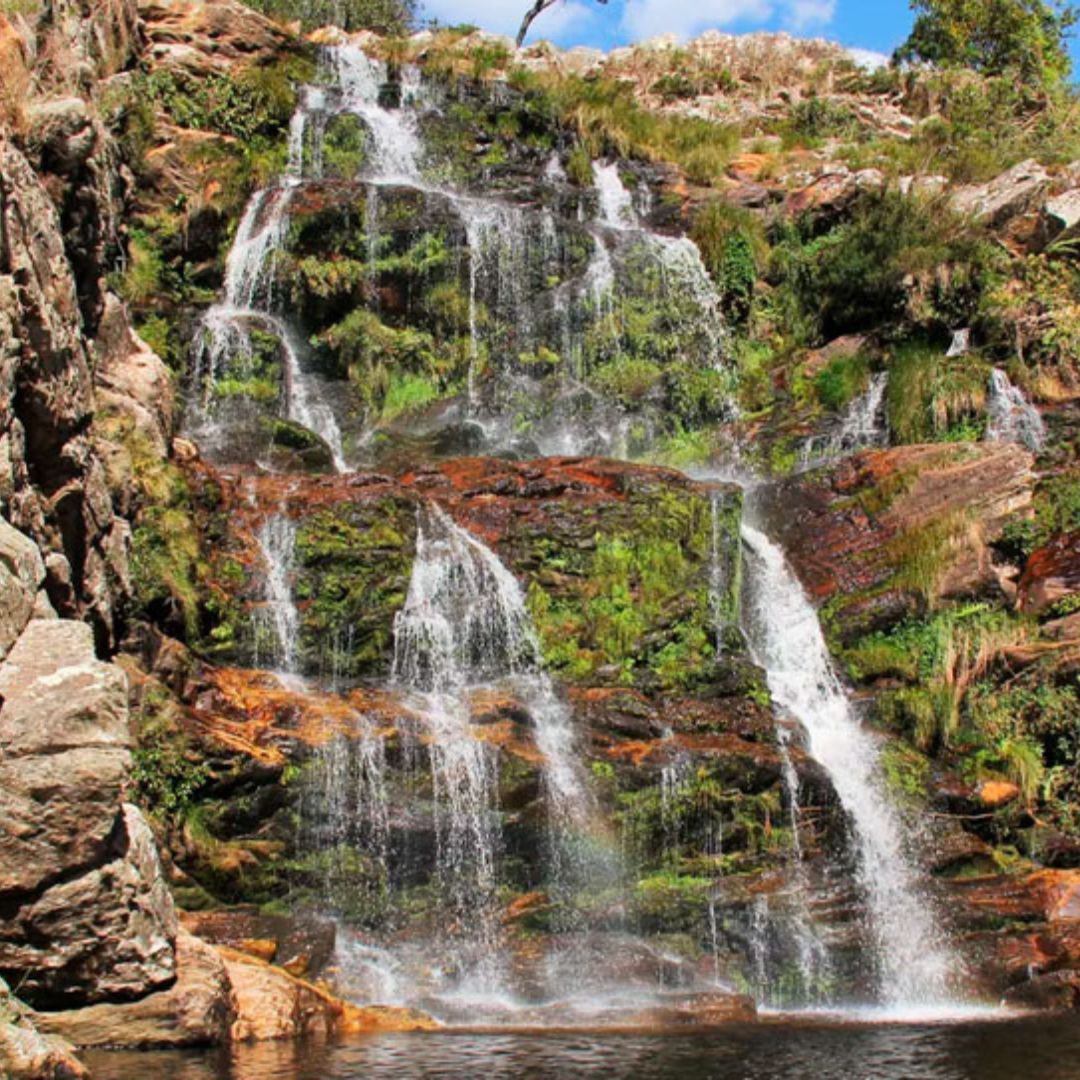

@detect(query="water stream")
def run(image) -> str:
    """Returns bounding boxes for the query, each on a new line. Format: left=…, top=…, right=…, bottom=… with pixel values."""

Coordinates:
left=985, top=368, right=1047, bottom=451
left=740, top=520, right=958, bottom=1014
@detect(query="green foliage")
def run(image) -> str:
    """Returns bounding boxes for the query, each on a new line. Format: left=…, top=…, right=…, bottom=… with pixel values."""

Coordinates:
left=380, top=372, right=441, bottom=421
left=116, top=230, right=164, bottom=306
left=815, top=352, right=871, bottom=412
left=547, top=75, right=739, bottom=184
left=145, top=59, right=313, bottom=141
left=769, top=189, right=997, bottom=344
left=880, top=742, right=932, bottom=800
left=896, top=0, right=1076, bottom=90
left=781, top=97, right=860, bottom=147
left=526, top=488, right=728, bottom=691
left=1000, top=473, right=1080, bottom=556
left=885, top=340, right=989, bottom=442
left=131, top=688, right=211, bottom=822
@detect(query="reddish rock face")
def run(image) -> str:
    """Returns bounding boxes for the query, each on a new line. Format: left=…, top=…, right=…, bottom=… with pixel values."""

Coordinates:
left=1018, top=530, right=1080, bottom=613
left=763, top=443, right=1034, bottom=637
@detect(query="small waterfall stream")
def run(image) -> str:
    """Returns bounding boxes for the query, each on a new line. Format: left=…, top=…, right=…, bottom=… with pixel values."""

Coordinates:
left=985, top=368, right=1046, bottom=451
left=253, top=513, right=301, bottom=678
left=800, top=373, right=890, bottom=468
left=740, top=521, right=957, bottom=1013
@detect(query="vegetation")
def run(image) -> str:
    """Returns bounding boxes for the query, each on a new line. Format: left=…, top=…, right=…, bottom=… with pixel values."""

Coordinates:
left=248, top=0, right=416, bottom=32
left=896, top=0, right=1076, bottom=91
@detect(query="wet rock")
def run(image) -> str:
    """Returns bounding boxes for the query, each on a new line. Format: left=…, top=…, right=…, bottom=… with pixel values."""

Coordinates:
left=0, top=978, right=86, bottom=1080
left=34, top=930, right=233, bottom=1049
left=1017, top=530, right=1080, bottom=613
left=219, top=947, right=437, bottom=1041
left=1003, top=970, right=1080, bottom=1010
left=179, top=911, right=337, bottom=978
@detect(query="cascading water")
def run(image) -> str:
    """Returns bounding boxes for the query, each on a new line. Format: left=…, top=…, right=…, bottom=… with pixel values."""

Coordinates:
left=985, top=368, right=1047, bottom=451
left=592, top=160, right=731, bottom=375
left=254, top=513, right=301, bottom=678
left=387, top=504, right=595, bottom=993
left=800, top=372, right=890, bottom=467
left=740, top=521, right=958, bottom=1013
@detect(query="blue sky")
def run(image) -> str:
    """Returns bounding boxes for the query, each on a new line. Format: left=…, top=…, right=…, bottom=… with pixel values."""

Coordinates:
left=419, top=1, right=1080, bottom=68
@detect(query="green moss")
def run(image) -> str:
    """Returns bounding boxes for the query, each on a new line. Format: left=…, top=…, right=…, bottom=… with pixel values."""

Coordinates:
left=879, top=741, right=931, bottom=801
left=291, top=498, right=417, bottom=677
left=522, top=486, right=737, bottom=692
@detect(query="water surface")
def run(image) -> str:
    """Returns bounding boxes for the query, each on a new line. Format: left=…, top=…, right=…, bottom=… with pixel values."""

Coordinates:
left=83, top=1014, right=1080, bottom=1080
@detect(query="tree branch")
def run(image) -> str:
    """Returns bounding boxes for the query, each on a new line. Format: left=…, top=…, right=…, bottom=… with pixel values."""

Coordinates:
left=516, top=0, right=607, bottom=49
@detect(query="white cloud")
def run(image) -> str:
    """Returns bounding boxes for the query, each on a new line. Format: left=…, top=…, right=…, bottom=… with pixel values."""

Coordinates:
left=846, top=47, right=890, bottom=71
left=421, top=0, right=598, bottom=41
left=784, top=0, right=836, bottom=31
left=620, top=0, right=835, bottom=42
left=621, top=0, right=771, bottom=41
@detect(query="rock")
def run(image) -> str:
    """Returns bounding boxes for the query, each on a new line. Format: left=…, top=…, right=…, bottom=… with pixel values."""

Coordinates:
left=0, top=620, right=129, bottom=757
left=952, top=159, right=1050, bottom=228
left=35, top=930, right=233, bottom=1049
left=765, top=444, right=1034, bottom=638
left=0, top=620, right=177, bottom=1008
left=977, top=779, right=1021, bottom=809
left=625, top=990, right=757, bottom=1026
left=1042, top=188, right=1080, bottom=241
left=179, top=910, right=337, bottom=978
left=94, top=293, right=175, bottom=459
left=1017, top=530, right=1080, bottom=613
left=0, top=519, right=45, bottom=659
left=0, top=805, right=177, bottom=1007
left=0, top=621, right=131, bottom=895
left=139, top=0, right=299, bottom=76
left=0, top=135, right=133, bottom=648
left=1003, top=970, right=1080, bottom=1010
left=0, top=978, right=86, bottom=1080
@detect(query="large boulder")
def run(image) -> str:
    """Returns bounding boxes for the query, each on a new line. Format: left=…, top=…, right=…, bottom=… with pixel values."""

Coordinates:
left=952, top=159, right=1051, bottom=228
left=0, top=804, right=177, bottom=1008
left=0, top=621, right=130, bottom=894
left=35, top=930, right=233, bottom=1049
left=0, top=621, right=177, bottom=1008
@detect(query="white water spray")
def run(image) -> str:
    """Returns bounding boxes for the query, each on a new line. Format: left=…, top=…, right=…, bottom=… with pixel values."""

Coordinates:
left=740, top=522, right=957, bottom=1011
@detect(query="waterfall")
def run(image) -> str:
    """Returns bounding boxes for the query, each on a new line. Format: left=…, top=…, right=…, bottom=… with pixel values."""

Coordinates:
left=390, top=504, right=593, bottom=980
left=594, top=161, right=638, bottom=228
left=775, top=728, right=832, bottom=1002
left=740, top=522, right=957, bottom=1011
left=329, top=46, right=425, bottom=182
left=591, top=160, right=731, bottom=375
left=801, top=372, right=890, bottom=467
left=189, top=164, right=347, bottom=467
left=254, top=514, right=301, bottom=677
left=985, top=368, right=1046, bottom=452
